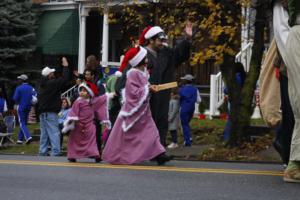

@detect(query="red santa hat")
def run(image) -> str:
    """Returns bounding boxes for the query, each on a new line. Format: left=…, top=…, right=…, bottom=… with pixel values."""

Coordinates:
left=139, top=26, right=152, bottom=46
left=139, top=26, right=166, bottom=46
left=115, top=46, right=147, bottom=77
left=78, top=83, right=94, bottom=98
left=115, top=50, right=132, bottom=77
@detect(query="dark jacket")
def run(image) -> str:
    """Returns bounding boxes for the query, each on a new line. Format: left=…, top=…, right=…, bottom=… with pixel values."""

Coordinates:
left=38, top=67, right=70, bottom=113
left=147, top=40, right=191, bottom=121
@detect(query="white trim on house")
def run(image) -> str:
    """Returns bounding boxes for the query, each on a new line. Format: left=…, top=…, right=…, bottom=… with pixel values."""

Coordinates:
left=38, top=0, right=149, bottom=73
left=41, top=1, right=78, bottom=11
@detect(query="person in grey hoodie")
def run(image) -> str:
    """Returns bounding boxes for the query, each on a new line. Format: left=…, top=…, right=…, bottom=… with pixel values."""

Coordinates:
left=167, top=90, right=180, bottom=149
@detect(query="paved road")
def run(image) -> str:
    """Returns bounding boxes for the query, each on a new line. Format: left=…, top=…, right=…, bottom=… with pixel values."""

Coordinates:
left=0, top=155, right=299, bottom=200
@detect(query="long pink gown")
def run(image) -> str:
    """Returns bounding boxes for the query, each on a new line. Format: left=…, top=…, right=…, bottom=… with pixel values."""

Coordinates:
left=102, top=68, right=165, bottom=164
left=67, top=95, right=109, bottom=159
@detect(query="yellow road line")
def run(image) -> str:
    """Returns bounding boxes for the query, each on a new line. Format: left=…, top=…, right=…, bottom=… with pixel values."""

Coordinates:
left=0, top=159, right=283, bottom=176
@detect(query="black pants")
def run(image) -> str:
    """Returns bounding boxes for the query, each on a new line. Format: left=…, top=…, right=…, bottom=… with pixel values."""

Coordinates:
left=170, top=130, right=177, bottom=143
left=110, top=97, right=121, bottom=128
left=95, top=119, right=102, bottom=155
left=59, top=124, right=64, bottom=149
left=276, top=74, right=295, bottom=164
left=150, top=91, right=170, bottom=147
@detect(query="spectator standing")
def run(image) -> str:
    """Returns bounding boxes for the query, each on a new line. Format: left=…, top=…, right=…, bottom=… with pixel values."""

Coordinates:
left=38, top=57, right=70, bottom=156
left=179, top=74, right=201, bottom=147
left=58, top=97, right=71, bottom=149
left=13, top=74, right=37, bottom=144
left=0, top=90, right=8, bottom=116
left=167, top=90, right=180, bottom=149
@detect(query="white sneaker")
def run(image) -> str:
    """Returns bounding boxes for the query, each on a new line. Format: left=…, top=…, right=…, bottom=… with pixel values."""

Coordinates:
left=16, top=140, right=23, bottom=144
left=25, top=137, right=32, bottom=144
left=167, top=143, right=179, bottom=149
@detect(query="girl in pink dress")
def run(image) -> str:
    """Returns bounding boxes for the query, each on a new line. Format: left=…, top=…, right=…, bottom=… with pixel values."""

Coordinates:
left=63, top=83, right=111, bottom=163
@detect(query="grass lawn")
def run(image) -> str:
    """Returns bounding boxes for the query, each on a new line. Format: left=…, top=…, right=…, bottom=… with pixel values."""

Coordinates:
left=0, top=123, right=40, bottom=155
left=0, top=123, right=68, bottom=155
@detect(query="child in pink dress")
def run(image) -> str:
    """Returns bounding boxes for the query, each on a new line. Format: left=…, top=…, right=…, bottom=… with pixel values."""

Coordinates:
left=63, top=83, right=111, bottom=163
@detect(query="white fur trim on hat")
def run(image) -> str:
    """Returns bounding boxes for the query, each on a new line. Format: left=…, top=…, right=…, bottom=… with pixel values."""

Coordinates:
left=115, top=71, right=123, bottom=77
left=129, top=47, right=147, bottom=67
left=144, top=26, right=164, bottom=39
left=78, top=83, right=94, bottom=97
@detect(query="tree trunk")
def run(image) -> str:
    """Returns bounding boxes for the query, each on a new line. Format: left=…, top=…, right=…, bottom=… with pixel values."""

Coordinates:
left=227, top=1, right=267, bottom=146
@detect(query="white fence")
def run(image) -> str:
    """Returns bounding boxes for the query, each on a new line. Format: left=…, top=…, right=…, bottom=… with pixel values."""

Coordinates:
left=209, top=72, right=225, bottom=118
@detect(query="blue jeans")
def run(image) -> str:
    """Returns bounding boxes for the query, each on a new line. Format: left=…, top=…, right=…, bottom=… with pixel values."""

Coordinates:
left=180, top=110, right=194, bottom=146
left=17, top=108, right=31, bottom=141
left=223, top=116, right=232, bottom=141
left=39, top=112, right=61, bottom=156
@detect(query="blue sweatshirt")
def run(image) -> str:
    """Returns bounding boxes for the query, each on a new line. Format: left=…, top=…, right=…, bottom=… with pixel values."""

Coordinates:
left=58, top=108, right=70, bottom=124
left=13, top=83, right=36, bottom=111
left=179, top=85, right=198, bottom=113
left=0, top=97, right=7, bottom=114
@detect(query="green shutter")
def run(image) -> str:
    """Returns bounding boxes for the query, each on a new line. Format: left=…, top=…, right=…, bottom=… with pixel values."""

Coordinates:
left=36, top=9, right=79, bottom=55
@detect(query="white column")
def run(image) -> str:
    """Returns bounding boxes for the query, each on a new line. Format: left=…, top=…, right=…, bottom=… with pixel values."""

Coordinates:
left=78, top=6, right=87, bottom=74
left=241, top=7, right=245, bottom=49
left=209, top=75, right=217, bottom=119
left=241, top=6, right=250, bottom=49
left=101, top=10, right=109, bottom=67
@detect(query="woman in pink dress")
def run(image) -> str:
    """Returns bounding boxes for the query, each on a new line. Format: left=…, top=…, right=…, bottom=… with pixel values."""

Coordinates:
left=63, top=83, right=111, bottom=163
left=102, top=46, right=172, bottom=165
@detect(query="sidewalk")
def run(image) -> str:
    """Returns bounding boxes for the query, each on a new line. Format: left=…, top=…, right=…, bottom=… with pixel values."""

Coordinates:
left=166, top=145, right=212, bottom=160
left=166, top=144, right=281, bottom=163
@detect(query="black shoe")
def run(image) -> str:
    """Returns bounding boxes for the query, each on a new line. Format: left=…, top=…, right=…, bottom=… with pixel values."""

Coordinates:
left=95, top=158, right=102, bottom=163
left=273, top=140, right=286, bottom=163
left=156, top=153, right=173, bottom=165
left=273, top=140, right=282, bottom=154
left=68, top=158, right=76, bottom=163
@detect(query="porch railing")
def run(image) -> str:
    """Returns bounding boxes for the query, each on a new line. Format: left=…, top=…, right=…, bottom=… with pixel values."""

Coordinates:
left=61, top=61, right=121, bottom=99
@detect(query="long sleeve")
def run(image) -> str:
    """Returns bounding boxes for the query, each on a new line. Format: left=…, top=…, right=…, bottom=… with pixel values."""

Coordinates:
left=13, top=87, right=19, bottom=104
left=67, top=100, right=80, bottom=121
left=62, top=100, right=80, bottom=133
left=49, top=67, right=70, bottom=90
left=119, top=69, right=150, bottom=132
left=169, top=100, right=179, bottom=121
left=93, top=95, right=110, bottom=128
left=273, top=1, right=290, bottom=62
left=173, top=39, right=191, bottom=66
